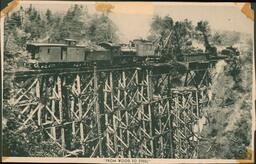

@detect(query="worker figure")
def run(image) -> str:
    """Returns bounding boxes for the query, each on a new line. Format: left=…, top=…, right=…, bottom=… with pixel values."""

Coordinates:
left=129, top=41, right=135, bottom=48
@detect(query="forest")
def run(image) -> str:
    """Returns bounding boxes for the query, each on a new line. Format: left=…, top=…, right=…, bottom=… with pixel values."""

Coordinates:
left=2, top=4, right=253, bottom=159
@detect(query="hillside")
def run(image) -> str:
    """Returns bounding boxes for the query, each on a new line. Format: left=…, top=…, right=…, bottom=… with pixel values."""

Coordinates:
left=198, top=35, right=253, bottom=159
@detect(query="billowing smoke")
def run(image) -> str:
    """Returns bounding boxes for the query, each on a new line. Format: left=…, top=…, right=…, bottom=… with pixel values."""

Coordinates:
left=209, top=59, right=234, bottom=100
left=211, top=60, right=227, bottom=87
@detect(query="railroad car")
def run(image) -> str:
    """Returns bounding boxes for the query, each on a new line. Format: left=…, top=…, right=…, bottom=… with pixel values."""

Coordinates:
left=221, top=46, right=240, bottom=57
left=132, top=39, right=160, bottom=63
left=26, top=39, right=115, bottom=69
left=133, top=39, right=157, bottom=57
left=25, top=38, right=161, bottom=69
left=176, top=47, right=235, bottom=64
left=25, top=38, right=234, bottom=70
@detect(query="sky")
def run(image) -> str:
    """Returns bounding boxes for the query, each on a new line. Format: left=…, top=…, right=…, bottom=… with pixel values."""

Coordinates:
left=14, top=1, right=254, bottom=42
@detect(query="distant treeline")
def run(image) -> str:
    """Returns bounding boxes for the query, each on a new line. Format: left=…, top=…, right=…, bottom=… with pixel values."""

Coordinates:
left=4, top=4, right=119, bottom=69
left=4, top=4, right=118, bottom=50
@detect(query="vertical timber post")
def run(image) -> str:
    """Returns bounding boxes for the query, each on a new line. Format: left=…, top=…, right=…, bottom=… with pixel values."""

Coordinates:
left=196, top=90, right=199, bottom=117
left=104, top=73, right=110, bottom=156
left=51, top=79, right=56, bottom=141
left=195, top=89, right=199, bottom=158
left=147, top=69, right=154, bottom=157
left=70, top=92, right=75, bottom=148
left=135, top=69, right=142, bottom=157
left=122, top=71, right=131, bottom=157
left=148, top=71, right=154, bottom=157
left=167, top=74, right=175, bottom=158
left=57, top=76, right=65, bottom=153
left=77, top=74, right=85, bottom=155
left=110, top=72, right=118, bottom=155
left=117, top=71, right=124, bottom=157
left=94, top=64, right=102, bottom=157
left=36, top=77, right=41, bottom=126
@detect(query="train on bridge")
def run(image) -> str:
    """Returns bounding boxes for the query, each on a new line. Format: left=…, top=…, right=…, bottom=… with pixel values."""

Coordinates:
left=24, top=38, right=239, bottom=69
left=25, top=39, right=157, bottom=69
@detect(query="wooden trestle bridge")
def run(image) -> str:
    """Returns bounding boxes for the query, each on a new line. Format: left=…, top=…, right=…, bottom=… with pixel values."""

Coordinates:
left=5, top=61, right=215, bottom=158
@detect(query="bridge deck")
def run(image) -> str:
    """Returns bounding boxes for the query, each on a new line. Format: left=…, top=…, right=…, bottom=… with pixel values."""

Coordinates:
left=4, top=61, right=213, bottom=77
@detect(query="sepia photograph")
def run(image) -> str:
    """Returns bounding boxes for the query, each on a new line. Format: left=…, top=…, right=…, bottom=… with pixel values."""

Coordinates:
left=1, top=1, right=255, bottom=163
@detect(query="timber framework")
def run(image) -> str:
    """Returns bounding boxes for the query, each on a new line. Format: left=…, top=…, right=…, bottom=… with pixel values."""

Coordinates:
left=5, top=62, right=213, bottom=158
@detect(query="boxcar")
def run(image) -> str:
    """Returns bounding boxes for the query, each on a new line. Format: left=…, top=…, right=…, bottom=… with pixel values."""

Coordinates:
left=26, top=41, right=114, bottom=65
left=66, top=46, right=86, bottom=62
left=26, top=43, right=66, bottom=62
left=133, top=39, right=155, bottom=57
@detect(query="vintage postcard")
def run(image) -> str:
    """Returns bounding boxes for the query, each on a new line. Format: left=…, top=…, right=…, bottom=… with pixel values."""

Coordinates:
left=1, top=1, right=255, bottom=163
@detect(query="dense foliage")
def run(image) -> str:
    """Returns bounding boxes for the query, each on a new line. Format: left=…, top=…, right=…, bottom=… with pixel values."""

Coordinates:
left=51, top=5, right=118, bottom=43
left=3, top=4, right=119, bottom=157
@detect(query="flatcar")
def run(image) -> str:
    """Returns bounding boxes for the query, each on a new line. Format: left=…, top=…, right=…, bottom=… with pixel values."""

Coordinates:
left=176, top=46, right=237, bottom=64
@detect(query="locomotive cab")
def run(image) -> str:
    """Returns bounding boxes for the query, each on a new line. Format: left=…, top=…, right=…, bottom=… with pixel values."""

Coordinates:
left=98, top=42, right=121, bottom=55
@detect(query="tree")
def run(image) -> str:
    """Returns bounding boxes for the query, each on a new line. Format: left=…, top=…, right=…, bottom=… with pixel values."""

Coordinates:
left=195, top=21, right=217, bottom=55
left=21, top=5, right=47, bottom=41
left=211, top=32, right=222, bottom=45
left=149, top=15, right=174, bottom=41
left=85, top=14, right=118, bottom=43
left=195, top=21, right=211, bottom=49
left=170, top=19, right=194, bottom=56
left=4, top=4, right=120, bottom=44
left=162, top=16, right=174, bottom=31
left=45, top=9, right=53, bottom=25
left=52, top=4, right=87, bottom=41
left=149, top=16, right=194, bottom=61
left=5, top=10, right=22, bottom=32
